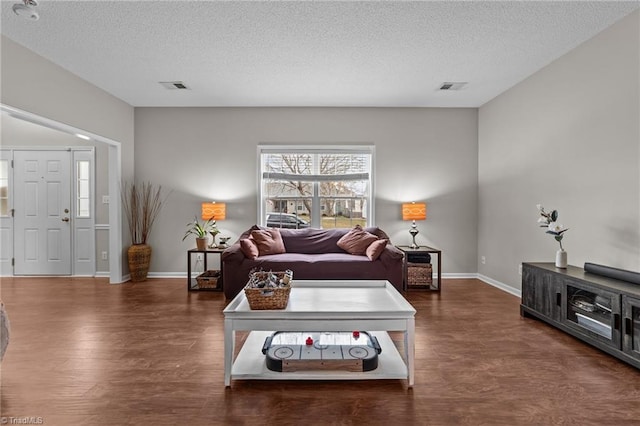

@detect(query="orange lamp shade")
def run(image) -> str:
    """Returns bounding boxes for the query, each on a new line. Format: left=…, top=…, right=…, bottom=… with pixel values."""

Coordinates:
left=402, top=202, right=426, bottom=221
left=201, top=202, right=226, bottom=221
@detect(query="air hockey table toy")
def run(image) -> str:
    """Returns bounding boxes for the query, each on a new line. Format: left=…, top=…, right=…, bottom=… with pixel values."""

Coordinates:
left=261, top=331, right=382, bottom=372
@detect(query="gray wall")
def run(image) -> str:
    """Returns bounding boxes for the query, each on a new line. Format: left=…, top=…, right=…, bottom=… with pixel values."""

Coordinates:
left=0, top=36, right=134, bottom=170
left=5, top=8, right=637, bottom=287
left=478, top=10, right=640, bottom=291
left=1, top=35, right=135, bottom=274
left=134, top=107, right=479, bottom=275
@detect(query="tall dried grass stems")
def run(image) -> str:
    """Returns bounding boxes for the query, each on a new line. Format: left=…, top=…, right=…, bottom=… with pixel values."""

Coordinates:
left=121, top=182, right=169, bottom=244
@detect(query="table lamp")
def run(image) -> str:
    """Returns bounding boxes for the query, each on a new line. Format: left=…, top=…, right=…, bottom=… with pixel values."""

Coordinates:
left=201, top=202, right=226, bottom=221
left=201, top=202, right=226, bottom=248
left=402, top=202, right=426, bottom=249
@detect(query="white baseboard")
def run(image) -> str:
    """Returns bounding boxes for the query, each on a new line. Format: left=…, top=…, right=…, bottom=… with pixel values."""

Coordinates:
left=95, top=271, right=110, bottom=277
left=151, top=274, right=476, bottom=280
left=148, top=272, right=190, bottom=279
left=477, top=274, right=521, bottom=298
left=441, top=273, right=477, bottom=279
left=93, top=271, right=523, bottom=298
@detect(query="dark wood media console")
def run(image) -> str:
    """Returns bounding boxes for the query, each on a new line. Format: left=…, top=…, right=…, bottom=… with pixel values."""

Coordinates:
left=521, top=262, right=640, bottom=369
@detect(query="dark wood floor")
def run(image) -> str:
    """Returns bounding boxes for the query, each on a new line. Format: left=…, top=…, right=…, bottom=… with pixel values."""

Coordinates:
left=1, top=277, right=639, bottom=426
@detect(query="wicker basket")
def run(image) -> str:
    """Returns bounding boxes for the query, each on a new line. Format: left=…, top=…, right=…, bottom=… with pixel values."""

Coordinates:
left=244, top=271, right=291, bottom=310
left=244, top=286, right=291, bottom=310
left=407, top=262, right=433, bottom=287
left=196, top=270, right=221, bottom=289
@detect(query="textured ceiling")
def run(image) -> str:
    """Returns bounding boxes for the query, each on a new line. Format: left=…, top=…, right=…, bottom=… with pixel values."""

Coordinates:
left=1, top=1, right=639, bottom=107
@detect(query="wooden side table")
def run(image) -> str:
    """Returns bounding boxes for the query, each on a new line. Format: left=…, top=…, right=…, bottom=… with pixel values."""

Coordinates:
left=396, top=245, right=442, bottom=291
left=187, top=247, right=225, bottom=291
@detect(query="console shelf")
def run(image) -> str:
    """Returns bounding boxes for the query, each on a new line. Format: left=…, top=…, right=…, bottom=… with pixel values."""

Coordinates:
left=521, top=263, right=640, bottom=369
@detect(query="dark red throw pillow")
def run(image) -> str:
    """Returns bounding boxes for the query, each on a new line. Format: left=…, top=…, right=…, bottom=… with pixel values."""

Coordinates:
left=250, top=228, right=286, bottom=256
left=240, top=238, right=259, bottom=259
left=366, top=239, right=387, bottom=261
left=337, top=225, right=379, bottom=255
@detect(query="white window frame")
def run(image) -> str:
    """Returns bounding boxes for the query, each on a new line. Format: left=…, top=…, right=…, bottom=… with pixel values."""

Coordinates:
left=73, top=149, right=96, bottom=276
left=0, top=151, right=13, bottom=276
left=257, top=144, right=375, bottom=228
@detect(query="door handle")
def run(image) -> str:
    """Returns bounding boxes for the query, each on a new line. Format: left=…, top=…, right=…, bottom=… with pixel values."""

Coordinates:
left=61, top=217, right=70, bottom=222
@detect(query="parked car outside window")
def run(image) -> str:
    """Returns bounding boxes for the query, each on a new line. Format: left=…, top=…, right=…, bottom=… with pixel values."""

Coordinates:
left=266, top=213, right=310, bottom=229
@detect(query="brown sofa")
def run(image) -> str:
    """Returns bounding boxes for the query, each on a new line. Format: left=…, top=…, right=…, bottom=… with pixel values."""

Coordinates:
left=221, top=226, right=404, bottom=299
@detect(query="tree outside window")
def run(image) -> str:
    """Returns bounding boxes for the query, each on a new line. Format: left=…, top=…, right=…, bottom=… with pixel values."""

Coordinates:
left=260, top=147, right=373, bottom=229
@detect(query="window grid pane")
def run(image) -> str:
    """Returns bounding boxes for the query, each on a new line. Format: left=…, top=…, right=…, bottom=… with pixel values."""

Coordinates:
left=0, top=160, right=8, bottom=217
left=76, top=160, right=91, bottom=218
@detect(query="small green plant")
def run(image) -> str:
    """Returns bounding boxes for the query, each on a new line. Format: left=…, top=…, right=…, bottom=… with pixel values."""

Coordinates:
left=182, top=216, right=217, bottom=240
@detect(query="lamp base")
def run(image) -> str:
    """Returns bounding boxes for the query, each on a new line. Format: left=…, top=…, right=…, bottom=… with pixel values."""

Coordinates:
left=409, top=226, right=419, bottom=249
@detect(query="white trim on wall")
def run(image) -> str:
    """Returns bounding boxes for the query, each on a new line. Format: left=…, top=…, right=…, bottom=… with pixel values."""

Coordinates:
left=441, top=273, right=478, bottom=279
left=477, top=274, right=521, bottom=297
left=144, top=272, right=523, bottom=299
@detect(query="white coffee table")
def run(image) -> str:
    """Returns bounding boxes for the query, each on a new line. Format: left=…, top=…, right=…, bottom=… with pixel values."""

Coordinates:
left=223, top=280, right=416, bottom=387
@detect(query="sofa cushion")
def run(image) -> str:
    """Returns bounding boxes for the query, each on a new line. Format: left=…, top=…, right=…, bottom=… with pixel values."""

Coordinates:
left=250, top=228, right=286, bottom=255
left=337, top=225, right=379, bottom=255
left=366, top=238, right=388, bottom=261
left=278, top=227, right=347, bottom=254
left=240, top=238, right=259, bottom=259
left=244, top=252, right=388, bottom=279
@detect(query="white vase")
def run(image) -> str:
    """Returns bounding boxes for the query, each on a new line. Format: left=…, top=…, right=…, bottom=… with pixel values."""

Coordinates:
left=555, top=249, right=567, bottom=268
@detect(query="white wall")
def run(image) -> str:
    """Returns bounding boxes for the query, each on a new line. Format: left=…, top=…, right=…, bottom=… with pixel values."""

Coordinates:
left=478, top=11, right=640, bottom=291
left=134, top=107, right=478, bottom=275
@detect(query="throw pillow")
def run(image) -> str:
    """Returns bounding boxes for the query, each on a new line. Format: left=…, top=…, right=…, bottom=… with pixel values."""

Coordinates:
left=366, top=238, right=388, bottom=261
left=250, top=228, right=286, bottom=256
left=240, top=238, right=259, bottom=260
left=337, top=225, right=379, bottom=255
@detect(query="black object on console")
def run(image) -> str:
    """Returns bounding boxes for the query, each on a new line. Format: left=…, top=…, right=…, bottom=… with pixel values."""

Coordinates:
left=584, top=262, right=640, bottom=286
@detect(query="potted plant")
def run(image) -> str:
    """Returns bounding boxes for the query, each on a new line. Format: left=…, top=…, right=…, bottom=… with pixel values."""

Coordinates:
left=121, top=182, right=169, bottom=281
left=183, top=217, right=217, bottom=250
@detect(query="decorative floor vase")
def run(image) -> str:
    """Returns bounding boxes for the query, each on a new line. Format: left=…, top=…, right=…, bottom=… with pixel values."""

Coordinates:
left=128, top=244, right=152, bottom=282
left=555, top=249, right=567, bottom=268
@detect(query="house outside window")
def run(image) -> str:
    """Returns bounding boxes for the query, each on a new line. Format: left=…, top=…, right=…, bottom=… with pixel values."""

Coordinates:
left=259, top=145, right=374, bottom=229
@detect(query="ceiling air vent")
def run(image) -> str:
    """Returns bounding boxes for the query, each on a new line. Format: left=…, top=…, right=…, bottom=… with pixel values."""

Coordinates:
left=439, top=82, right=467, bottom=91
left=159, top=81, right=189, bottom=90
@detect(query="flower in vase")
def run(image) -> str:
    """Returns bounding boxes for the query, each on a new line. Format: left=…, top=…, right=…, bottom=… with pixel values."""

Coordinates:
left=537, top=205, right=569, bottom=250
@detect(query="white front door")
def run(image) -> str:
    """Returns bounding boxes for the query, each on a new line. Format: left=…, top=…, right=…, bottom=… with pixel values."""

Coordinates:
left=14, top=150, right=72, bottom=275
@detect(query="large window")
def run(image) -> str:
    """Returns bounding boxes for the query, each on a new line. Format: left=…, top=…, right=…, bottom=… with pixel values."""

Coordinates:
left=259, top=146, right=374, bottom=229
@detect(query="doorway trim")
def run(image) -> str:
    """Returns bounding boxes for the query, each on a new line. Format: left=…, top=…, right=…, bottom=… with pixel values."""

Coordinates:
left=1, top=103, right=124, bottom=283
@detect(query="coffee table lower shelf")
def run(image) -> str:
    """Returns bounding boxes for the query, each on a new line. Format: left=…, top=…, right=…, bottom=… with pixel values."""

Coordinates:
left=230, top=330, right=408, bottom=381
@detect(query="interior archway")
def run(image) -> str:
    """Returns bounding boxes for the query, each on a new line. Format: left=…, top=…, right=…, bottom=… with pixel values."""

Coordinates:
left=1, top=103, right=124, bottom=283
